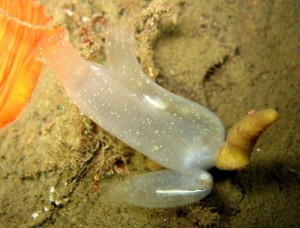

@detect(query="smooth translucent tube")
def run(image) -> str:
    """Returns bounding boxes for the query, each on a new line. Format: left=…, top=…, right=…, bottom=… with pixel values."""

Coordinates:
left=36, top=28, right=224, bottom=207
left=103, top=170, right=213, bottom=208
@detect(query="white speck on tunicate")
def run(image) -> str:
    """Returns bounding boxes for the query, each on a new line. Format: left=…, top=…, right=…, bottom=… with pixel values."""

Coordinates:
left=153, top=145, right=159, bottom=150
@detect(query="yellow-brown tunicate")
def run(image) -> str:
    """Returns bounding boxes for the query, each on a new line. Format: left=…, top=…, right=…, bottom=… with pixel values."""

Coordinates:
left=215, top=109, right=278, bottom=170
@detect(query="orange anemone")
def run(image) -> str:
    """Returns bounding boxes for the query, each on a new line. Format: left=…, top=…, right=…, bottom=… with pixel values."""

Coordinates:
left=0, top=0, right=52, bottom=128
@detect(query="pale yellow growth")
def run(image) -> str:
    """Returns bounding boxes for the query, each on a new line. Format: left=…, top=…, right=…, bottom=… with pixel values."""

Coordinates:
left=215, top=108, right=278, bottom=170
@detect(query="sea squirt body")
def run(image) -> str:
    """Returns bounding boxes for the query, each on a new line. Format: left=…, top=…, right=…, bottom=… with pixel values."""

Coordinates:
left=104, top=170, right=213, bottom=208
left=36, top=28, right=224, bottom=207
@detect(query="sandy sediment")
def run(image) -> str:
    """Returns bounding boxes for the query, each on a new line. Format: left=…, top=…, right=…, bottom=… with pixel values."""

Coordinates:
left=0, top=0, right=299, bottom=227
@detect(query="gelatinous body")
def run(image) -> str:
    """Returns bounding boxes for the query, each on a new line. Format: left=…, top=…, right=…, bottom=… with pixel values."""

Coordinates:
left=104, top=170, right=213, bottom=208
left=36, top=28, right=224, bottom=207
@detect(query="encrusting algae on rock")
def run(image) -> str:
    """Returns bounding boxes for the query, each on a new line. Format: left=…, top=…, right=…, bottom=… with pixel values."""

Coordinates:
left=0, top=0, right=53, bottom=128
